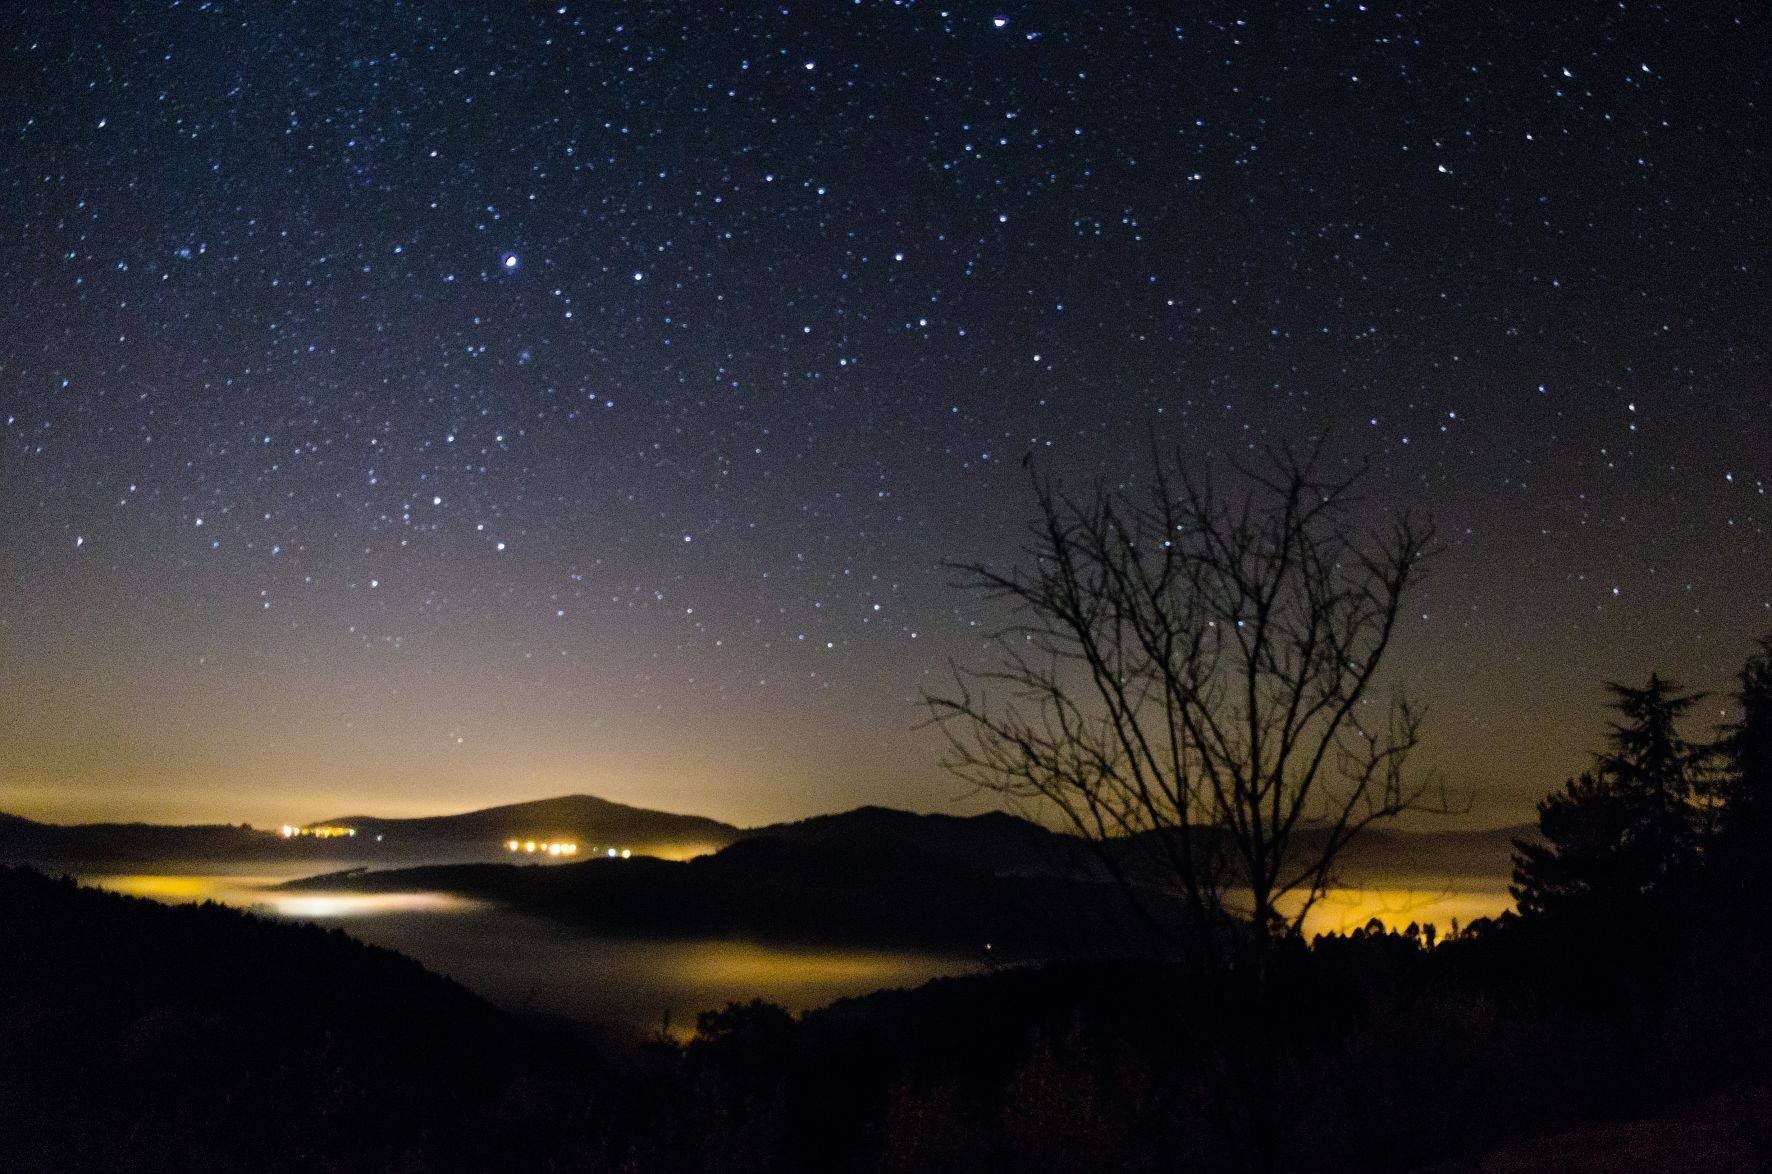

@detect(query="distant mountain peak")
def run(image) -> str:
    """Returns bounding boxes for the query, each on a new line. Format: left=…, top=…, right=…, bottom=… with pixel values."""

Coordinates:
left=321, top=792, right=736, bottom=830
left=308, top=793, right=742, bottom=863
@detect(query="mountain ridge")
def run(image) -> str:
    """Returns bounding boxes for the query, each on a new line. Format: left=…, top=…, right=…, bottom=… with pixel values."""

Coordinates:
left=319, top=792, right=740, bottom=860
left=0, top=792, right=1535, bottom=880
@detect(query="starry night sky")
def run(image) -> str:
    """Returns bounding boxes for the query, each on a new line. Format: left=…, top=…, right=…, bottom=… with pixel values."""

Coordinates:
left=2, top=2, right=1766, bottom=829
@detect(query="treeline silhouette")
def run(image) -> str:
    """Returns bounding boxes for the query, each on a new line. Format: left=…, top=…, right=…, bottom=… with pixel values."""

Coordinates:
left=4, top=633, right=1770, bottom=1171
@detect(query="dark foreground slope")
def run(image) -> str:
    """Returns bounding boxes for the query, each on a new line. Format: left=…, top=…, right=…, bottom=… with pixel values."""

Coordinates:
left=286, top=829, right=1174, bottom=958
left=0, top=868, right=612, bottom=1172
left=626, top=923, right=1772, bottom=1174
left=5, top=868, right=1765, bottom=1173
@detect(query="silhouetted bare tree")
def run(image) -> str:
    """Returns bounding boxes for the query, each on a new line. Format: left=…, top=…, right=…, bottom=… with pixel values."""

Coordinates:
left=926, top=443, right=1443, bottom=946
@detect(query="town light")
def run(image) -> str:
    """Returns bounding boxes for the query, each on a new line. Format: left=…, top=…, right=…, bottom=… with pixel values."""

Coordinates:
left=507, top=838, right=578, bottom=857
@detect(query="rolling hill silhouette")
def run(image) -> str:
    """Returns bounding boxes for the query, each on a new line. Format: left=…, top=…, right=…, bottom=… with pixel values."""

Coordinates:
left=0, top=793, right=740, bottom=868
left=0, top=811, right=270, bottom=865
left=284, top=822, right=1171, bottom=958
left=738, top=805, right=1100, bottom=877
left=0, top=866, right=612, bottom=1170
left=321, top=792, right=740, bottom=860
left=0, top=794, right=1530, bottom=904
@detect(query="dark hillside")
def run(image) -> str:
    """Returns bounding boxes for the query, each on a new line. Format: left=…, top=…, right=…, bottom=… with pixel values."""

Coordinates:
left=0, top=812, right=274, bottom=865
left=0, top=868, right=612, bottom=1172
left=741, top=806, right=1098, bottom=877
left=285, top=829, right=1173, bottom=957
left=327, top=792, right=741, bottom=860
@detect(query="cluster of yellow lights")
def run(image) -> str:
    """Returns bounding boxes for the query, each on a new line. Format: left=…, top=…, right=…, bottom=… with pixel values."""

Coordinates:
left=506, top=839, right=579, bottom=857
left=280, top=825, right=356, bottom=839
left=503, top=840, right=633, bottom=859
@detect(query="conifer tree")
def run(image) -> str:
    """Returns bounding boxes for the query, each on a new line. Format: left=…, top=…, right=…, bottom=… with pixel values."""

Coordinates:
left=1716, top=633, right=1772, bottom=885
left=1512, top=674, right=1709, bottom=921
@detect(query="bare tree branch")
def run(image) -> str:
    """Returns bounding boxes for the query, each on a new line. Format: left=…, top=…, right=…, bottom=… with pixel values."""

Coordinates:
left=924, top=443, right=1450, bottom=950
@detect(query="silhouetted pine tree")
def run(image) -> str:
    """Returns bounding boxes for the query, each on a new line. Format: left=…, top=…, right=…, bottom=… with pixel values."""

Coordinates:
left=1511, top=674, right=1711, bottom=923
left=1716, top=633, right=1772, bottom=890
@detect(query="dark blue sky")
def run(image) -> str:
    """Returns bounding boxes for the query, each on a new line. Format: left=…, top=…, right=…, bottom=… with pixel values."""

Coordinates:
left=2, top=1, right=1766, bottom=827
